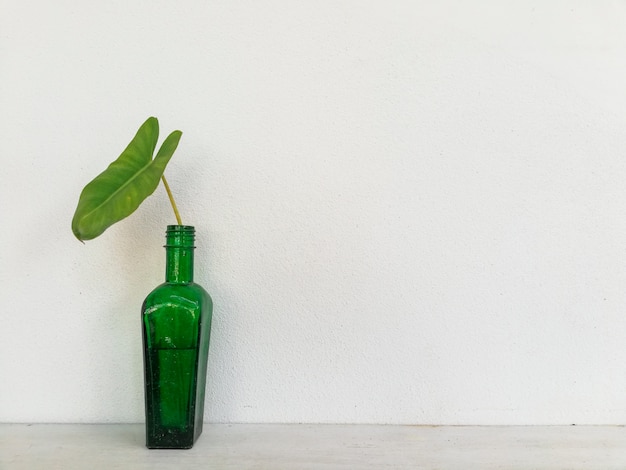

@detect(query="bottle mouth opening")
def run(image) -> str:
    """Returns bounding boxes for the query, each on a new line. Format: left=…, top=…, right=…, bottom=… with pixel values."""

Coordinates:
left=166, top=225, right=195, bottom=232
left=165, top=225, right=196, bottom=248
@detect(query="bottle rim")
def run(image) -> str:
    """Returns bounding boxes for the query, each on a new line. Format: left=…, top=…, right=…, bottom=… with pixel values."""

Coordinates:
left=166, top=225, right=195, bottom=231
left=165, top=225, right=196, bottom=248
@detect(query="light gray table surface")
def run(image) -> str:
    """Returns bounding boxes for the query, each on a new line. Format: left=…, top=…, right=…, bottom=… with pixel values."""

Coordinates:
left=1, top=423, right=625, bottom=469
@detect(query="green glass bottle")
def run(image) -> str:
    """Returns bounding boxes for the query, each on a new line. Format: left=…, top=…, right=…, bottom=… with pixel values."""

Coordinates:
left=141, top=225, right=213, bottom=449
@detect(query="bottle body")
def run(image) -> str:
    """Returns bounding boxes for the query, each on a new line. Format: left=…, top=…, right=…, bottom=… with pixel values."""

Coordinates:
left=141, top=226, right=213, bottom=449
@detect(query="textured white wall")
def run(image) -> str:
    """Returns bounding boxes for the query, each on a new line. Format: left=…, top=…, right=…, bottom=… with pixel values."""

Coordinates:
left=2, top=1, right=626, bottom=425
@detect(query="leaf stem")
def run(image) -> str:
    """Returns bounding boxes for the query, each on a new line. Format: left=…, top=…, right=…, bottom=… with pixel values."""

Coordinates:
left=161, top=175, right=182, bottom=225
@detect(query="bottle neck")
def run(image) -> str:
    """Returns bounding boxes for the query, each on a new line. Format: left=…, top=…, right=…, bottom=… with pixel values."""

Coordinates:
left=164, top=225, right=196, bottom=284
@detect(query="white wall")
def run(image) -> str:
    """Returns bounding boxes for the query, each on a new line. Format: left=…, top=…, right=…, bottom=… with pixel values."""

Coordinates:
left=2, top=0, right=626, bottom=425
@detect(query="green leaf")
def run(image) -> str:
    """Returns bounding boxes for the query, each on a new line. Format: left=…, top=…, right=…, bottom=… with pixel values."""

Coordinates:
left=71, top=117, right=182, bottom=241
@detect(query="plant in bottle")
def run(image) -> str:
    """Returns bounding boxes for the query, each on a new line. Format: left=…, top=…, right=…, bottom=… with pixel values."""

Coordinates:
left=72, top=117, right=213, bottom=449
